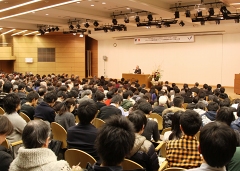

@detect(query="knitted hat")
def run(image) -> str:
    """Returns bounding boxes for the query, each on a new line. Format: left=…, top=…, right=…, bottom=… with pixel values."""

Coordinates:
left=159, top=96, right=167, bottom=104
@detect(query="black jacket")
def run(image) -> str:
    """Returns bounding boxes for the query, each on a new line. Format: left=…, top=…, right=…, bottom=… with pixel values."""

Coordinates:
left=97, top=105, right=122, bottom=121
left=34, top=101, right=55, bottom=123
left=0, top=145, right=13, bottom=171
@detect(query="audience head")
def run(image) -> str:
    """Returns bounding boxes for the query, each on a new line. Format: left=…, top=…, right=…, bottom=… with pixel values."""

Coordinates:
left=173, top=96, right=184, bottom=108
left=95, top=91, right=105, bottom=102
left=58, top=98, right=76, bottom=115
left=26, top=91, right=39, bottom=104
left=43, top=91, right=57, bottom=105
left=77, top=100, right=97, bottom=125
left=3, top=81, right=13, bottom=93
left=169, top=111, right=183, bottom=140
left=219, top=98, right=231, bottom=107
left=95, top=116, right=135, bottom=166
left=195, top=102, right=206, bottom=110
left=128, top=110, right=147, bottom=133
left=22, top=120, right=51, bottom=148
left=38, top=86, right=47, bottom=97
left=180, top=110, right=202, bottom=136
left=106, top=91, right=114, bottom=99
left=198, top=91, right=206, bottom=99
left=110, top=95, right=122, bottom=105
left=3, top=93, right=20, bottom=114
left=207, top=102, right=219, bottom=112
left=216, top=107, right=235, bottom=126
left=195, top=82, right=199, bottom=87
left=138, top=101, right=152, bottom=115
left=159, top=96, right=167, bottom=105
left=200, top=122, right=237, bottom=168
left=57, top=90, right=67, bottom=100
left=123, top=91, right=130, bottom=100
left=220, top=87, right=225, bottom=93
left=0, top=115, right=13, bottom=144
left=217, top=84, right=221, bottom=89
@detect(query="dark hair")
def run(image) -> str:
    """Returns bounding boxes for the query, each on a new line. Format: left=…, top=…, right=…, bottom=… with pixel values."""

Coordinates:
left=58, top=98, right=76, bottom=115
left=169, top=111, right=183, bottom=140
left=26, top=91, right=39, bottom=102
left=173, top=96, right=184, bottom=108
left=3, top=93, right=20, bottom=114
left=110, top=95, right=122, bottom=104
left=3, top=81, right=13, bottom=93
left=78, top=100, right=98, bottom=125
left=216, top=107, right=235, bottom=126
left=43, top=91, right=57, bottom=103
left=22, top=120, right=50, bottom=148
left=195, top=82, right=199, bottom=87
left=220, top=87, right=225, bottom=93
left=138, top=101, right=152, bottom=114
left=67, top=90, right=78, bottom=98
left=219, top=98, right=231, bottom=107
left=57, top=90, right=67, bottom=99
left=95, top=91, right=105, bottom=101
left=59, top=85, right=67, bottom=92
left=195, top=102, right=206, bottom=110
left=38, top=87, right=46, bottom=96
left=106, top=91, right=114, bottom=99
left=123, top=91, right=130, bottom=99
left=198, top=91, right=206, bottom=99
left=0, top=115, right=13, bottom=135
left=200, top=122, right=237, bottom=167
left=180, top=110, right=202, bottom=136
left=128, top=110, right=147, bottom=133
left=18, top=82, right=26, bottom=90
left=95, top=116, right=135, bottom=166
left=217, top=84, right=221, bottom=88
left=207, top=102, right=219, bottom=111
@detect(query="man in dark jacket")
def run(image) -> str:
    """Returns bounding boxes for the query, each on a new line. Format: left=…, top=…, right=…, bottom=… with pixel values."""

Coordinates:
left=201, top=102, right=219, bottom=126
left=128, top=110, right=159, bottom=171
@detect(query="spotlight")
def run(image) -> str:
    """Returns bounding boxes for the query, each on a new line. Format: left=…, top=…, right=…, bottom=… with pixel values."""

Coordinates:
left=69, top=23, right=74, bottom=30
left=38, top=29, right=42, bottom=33
left=179, top=20, right=185, bottom=27
left=123, top=26, right=127, bottom=31
left=164, top=23, right=170, bottom=27
left=185, top=9, right=191, bottom=17
left=93, top=21, right=99, bottom=27
left=235, top=19, right=240, bottom=23
left=88, top=30, right=91, bottom=34
left=79, top=32, right=84, bottom=37
left=76, top=23, right=81, bottom=29
left=197, top=11, right=202, bottom=17
left=135, top=15, right=140, bottom=22
left=112, top=18, right=118, bottom=25
left=51, top=27, right=55, bottom=32
left=48, top=28, right=51, bottom=32
left=124, top=15, right=129, bottom=23
left=220, top=6, right=231, bottom=19
left=55, top=26, right=59, bottom=31
left=103, top=27, right=108, bottom=33
left=200, top=20, right=205, bottom=25
left=84, top=22, right=90, bottom=28
left=215, top=20, right=220, bottom=25
left=147, top=14, right=153, bottom=21
left=175, top=11, right=179, bottom=18
left=73, top=32, right=76, bottom=36
left=156, top=24, right=161, bottom=28
left=208, top=8, right=214, bottom=16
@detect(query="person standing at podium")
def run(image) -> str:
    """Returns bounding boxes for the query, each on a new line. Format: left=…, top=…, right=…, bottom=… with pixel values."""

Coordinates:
left=134, top=65, right=141, bottom=74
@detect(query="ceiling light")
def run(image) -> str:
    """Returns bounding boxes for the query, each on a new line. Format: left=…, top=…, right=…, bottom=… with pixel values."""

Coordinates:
left=175, top=11, right=179, bottom=18
left=156, top=24, right=161, bottom=28
left=93, top=21, right=99, bottom=27
left=48, top=28, right=51, bottom=32
left=197, top=11, right=202, bottom=17
left=112, top=18, right=118, bottom=25
left=91, top=4, right=94, bottom=6
left=220, top=6, right=231, bottom=19
left=102, top=2, right=106, bottom=4
left=200, top=20, right=205, bottom=25
left=124, top=15, right=129, bottom=23
left=208, top=8, right=214, bottom=16
left=69, top=23, right=74, bottom=30
left=79, top=32, right=84, bottom=37
left=0, top=28, right=2, bottom=30
left=0, top=0, right=41, bottom=13
left=24, top=31, right=39, bottom=36
left=52, top=27, right=55, bottom=32
left=179, top=20, right=185, bottom=27
left=126, top=8, right=130, bottom=10
left=76, top=23, right=81, bottom=29
left=0, top=0, right=80, bottom=20
left=185, top=10, right=191, bottom=17
left=46, top=14, right=49, bottom=15
left=147, top=14, right=153, bottom=21
left=84, top=22, right=90, bottom=28
left=1, top=29, right=16, bottom=35
left=55, top=26, right=59, bottom=31
left=11, top=30, right=28, bottom=36
left=73, top=32, right=76, bottom=36
left=135, top=15, right=140, bottom=22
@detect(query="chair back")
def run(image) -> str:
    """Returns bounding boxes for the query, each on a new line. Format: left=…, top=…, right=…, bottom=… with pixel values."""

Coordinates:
left=10, top=140, right=23, bottom=158
left=50, top=122, right=67, bottom=148
left=65, top=149, right=96, bottom=168
left=164, top=167, right=186, bottom=171
left=19, top=112, right=31, bottom=123
left=0, top=107, right=5, bottom=115
left=2, top=138, right=10, bottom=149
left=121, top=159, right=143, bottom=170
left=161, top=127, right=171, bottom=135
left=150, top=113, right=163, bottom=130
left=92, top=118, right=105, bottom=128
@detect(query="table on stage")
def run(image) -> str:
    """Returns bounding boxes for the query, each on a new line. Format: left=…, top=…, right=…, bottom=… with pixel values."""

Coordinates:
left=122, top=73, right=151, bottom=88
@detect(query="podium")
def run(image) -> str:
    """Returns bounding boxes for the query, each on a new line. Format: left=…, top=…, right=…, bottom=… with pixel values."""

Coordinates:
left=122, top=73, right=151, bottom=88
left=234, top=74, right=240, bottom=94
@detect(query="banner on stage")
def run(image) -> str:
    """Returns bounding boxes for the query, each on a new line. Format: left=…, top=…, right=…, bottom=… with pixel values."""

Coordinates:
left=134, top=36, right=195, bottom=44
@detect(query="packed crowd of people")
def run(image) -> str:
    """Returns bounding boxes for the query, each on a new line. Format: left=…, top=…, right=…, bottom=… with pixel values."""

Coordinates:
left=0, top=72, right=240, bottom=171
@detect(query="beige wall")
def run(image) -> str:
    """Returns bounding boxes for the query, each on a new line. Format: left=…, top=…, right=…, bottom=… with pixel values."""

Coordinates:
left=13, top=35, right=85, bottom=78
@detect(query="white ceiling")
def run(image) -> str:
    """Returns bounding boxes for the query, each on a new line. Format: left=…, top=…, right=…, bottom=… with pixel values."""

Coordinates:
left=0, top=0, right=240, bottom=40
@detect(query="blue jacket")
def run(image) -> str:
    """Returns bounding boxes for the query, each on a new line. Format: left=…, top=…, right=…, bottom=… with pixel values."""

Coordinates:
left=231, top=117, right=240, bottom=133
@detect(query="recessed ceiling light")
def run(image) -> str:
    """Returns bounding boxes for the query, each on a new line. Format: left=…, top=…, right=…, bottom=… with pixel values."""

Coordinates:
left=102, top=2, right=106, bottom=4
left=46, top=14, right=49, bottom=15
left=77, top=2, right=80, bottom=3
left=91, top=4, right=94, bottom=6
left=0, top=28, right=2, bottom=30
left=126, top=7, right=130, bottom=10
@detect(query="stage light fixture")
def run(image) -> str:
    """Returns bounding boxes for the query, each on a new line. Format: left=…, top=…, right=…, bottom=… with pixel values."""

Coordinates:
left=197, top=11, right=202, bottom=17
left=48, top=28, right=51, bottom=32
left=164, top=23, right=171, bottom=27
left=135, top=15, right=140, bottom=22
left=84, top=22, right=90, bottom=28
left=179, top=20, right=185, bottom=27
left=220, top=6, right=231, bottom=19
left=93, top=21, right=99, bottom=27
left=200, top=20, right=205, bottom=25
left=215, top=20, right=220, bottom=25
left=123, top=26, right=127, bottom=31
left=88, top=30, right=91, bottom=34
left=175, top=11, right=180, bottom=18
left=69, top=23, right=74, bottom=30
left=79, top=32, right=84, bottom=37
left=208, top=8, right=214, bottom=16
left=156, top=24, right=161, bottom=28
left=103, top=27, right=108, bottom=33
left=185, top=10, right=191, bottom=17
left=55, top=26, right=59, bottom=31
left=235, top=19, right=240, bottom=23
left=76, top=23, right=81, bottom=29
left=147, top=14, right=153, bottom=21
left=52, top=27, right=55, bottom=32
left=112, top=18, right=118, bottom=25
left=124, top=15, right=129, bottom=23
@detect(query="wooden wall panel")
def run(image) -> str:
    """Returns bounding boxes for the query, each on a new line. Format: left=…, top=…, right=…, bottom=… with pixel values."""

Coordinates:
left=13, top=34, right=85, bottom=78
left=86, top=36, right=98, bottom=77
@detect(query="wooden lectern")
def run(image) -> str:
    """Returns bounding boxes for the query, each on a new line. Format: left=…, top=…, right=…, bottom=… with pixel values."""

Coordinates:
left=122, top=73, right=151, bottom=88
left=234, top=74, right=240, bottom=94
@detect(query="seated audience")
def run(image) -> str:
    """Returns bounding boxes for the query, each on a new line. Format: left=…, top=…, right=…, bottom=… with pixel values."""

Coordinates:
left=162, top=96, right=185, bottom=117
left=197, top=90, right=208, bottom=107
left=128, top=110, right=159, bottom=171
left=17, top=82, right=27, bottom=104
left=9, top=120, right=70, bottom=171
left=191, top=82, right=199, bottom=94
left=67, top=100, right=99, bottom=161
left=166, top=110, right=202, bottom=169
left=0, top=116, right=13, bottom=171
left=193, top=102, right=206, bottom=115
left=104, top=91, right=114, bottom=106
left=55, top=98, right=75, bottom=130
left=37, top=86, right=46, bottom=105
left=201, top=102, right=219, bottom=126
left=0, top=81, right=13, bottom=108
left=94, top=90, right=106, bottom=110
left=152, top=96, right=167, bottom=116
left=121, top=91, right=133, bottom=111
left=78, top=89, right=92, bottom=104
left=34, top=91, right=57, bottom=123
left=189, top=122, right=237, bottom=171
left=20, top=91, right=39, bottom=120
left=3, top=93, right=27, bottom=143
left=231, top=105, right=240, bottom=133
